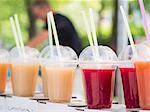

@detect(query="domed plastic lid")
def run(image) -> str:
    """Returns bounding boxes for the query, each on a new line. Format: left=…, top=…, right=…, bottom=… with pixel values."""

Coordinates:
left=118, top=45, right=133, bottom=61
left=140, top=40, right=149, bottom=47
left=118, top=45, right=135, bottom=68
left=135, top=43, right=150, bottom=61
left=79, top=45, right=118, bottom=69
left=0, top=49, right=9, bottom=63
left=9, top=46, right=40, bottom=63
left=40, top=45, right=78, bottom=66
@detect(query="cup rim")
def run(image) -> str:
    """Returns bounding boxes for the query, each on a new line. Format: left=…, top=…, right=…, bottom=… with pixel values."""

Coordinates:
left=79, top=60, right=118, bottom=65
left=41, top=60, right=79, bottom=64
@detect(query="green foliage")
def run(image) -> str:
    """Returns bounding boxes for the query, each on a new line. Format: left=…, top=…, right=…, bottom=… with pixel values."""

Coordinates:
left=0, top=0, right=149, bottom=49
left=0, top=0, right=29, bottom=49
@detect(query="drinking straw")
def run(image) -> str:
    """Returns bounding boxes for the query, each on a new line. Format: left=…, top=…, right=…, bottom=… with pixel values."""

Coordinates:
left=89, top=8, right=100, bottom=59
left=47, top=12, right=53, bottom=57
left=138, top=0, right=150, bottom=45
left=82, top=11, right=94, bottom=48
left=120, top=6, right=138, bottom=58
left=10, top=17, right=20, bottom=50
left=49, top=12, right=62, bottom=60
left=14, top=14, right=25, bottom=56
left=81, top=11, right=97, bottom=60
left=47, top=12, right=53, bottom=47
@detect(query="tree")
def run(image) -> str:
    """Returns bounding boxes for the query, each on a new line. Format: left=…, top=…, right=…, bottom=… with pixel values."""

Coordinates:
left=24, top=0, right=36, bottom=39
left=111, top=0, right=118, bottom=51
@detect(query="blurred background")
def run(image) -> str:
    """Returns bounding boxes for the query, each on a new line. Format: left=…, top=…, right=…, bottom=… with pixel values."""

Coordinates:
left=0, top=0, right=150, bottom=54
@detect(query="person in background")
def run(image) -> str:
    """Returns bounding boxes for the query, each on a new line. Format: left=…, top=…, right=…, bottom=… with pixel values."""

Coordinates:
left=28, top=0, right=83, bottom=56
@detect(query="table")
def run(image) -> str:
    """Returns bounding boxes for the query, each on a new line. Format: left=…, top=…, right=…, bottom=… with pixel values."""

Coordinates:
left=0, top=95, right=127, bottom=112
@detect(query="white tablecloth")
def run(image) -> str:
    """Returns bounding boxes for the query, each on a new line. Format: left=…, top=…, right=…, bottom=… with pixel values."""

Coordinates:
left=0, top=96, right=127, bottom=112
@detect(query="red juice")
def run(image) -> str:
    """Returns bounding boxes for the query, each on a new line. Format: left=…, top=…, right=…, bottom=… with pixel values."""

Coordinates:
left=82, top=69, right=115, bottom=109
left=120, top=68, right=139, bottom=108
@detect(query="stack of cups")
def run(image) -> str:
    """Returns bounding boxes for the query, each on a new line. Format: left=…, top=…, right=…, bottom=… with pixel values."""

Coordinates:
left=118, top=45, right=139, bottom=109
left=79, top=45, right=118, bottom=109
left=134, top=43, right=150, bottom=109
left=0, top=49, right=11, bottom=93
left=9, top=46, right=40, bottom=97
left=40, top=45, right=78, bottom=103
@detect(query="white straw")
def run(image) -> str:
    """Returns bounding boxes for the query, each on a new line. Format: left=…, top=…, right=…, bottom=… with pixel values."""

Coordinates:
left=14, top=14, right=25, bottom=56
left=47, top=12, right=53, bottom=57
left=47, top=12, right=53, bottom=47
left=49, top=12, right=62, bottom=59
left=82, top=11, right=94, bottom=47
left=89, top=8, right=99, bottom=58
left=120, top=6, right=138, bottom=58
left=10, top=17, right=20, bottom=49
left=82, top=11, right=97, bottom=59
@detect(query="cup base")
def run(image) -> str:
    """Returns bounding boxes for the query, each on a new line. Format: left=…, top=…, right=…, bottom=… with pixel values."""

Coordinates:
left=49, top=99, right=70, bottom=103
left=13, top=93, right=34, bottom=97
left=126, top=108, right=140, bottom=111
left=0, top=90, right=5, bottom=94
left=88, top=104, right=111, bottom=109
left=126, top=105, right=140, bottom=109
left=140, top=105, right=150, bottom=110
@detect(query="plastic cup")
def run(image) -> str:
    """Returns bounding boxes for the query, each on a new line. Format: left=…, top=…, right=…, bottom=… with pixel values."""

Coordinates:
left=81, top=63, right=116, bottom=109
left=0, top=49, right=11, bottom=93
left=10, top=47, right=40, bottom=97
left=11, top=62, right=39, bottom=96
left=119, top=63, right=139, bottom=109
left=46, top=63, right=76, bottom=103
left=79, top=46, right=117, bottom=109
left=0, top=64, right=12, bottom=93
left=40, top=46, right=78, bottom=102
left=134, top=61, right=150, bottom=109
left=133, top=43, right=150, bottom=109
left=118, top=45, right=139, bottom=109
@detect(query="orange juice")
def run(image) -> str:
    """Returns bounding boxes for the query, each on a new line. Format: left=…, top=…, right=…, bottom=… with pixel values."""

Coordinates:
left=11, top=64, right=39, bottom=97
left=0, top=64, right=11, bottom=93
left=135, top=62, right=150, bottom=109
left=41, top=64, right=48, bottom=97
left=46, top=67, right=75, bottom=103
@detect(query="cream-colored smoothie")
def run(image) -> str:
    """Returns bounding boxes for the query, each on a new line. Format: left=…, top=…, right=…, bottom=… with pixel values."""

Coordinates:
left=11, top=64, right=39, bottom=97
left=46, top=67, right=75, bottom=103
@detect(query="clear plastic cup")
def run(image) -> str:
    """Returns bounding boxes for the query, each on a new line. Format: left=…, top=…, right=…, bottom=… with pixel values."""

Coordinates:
left=79, top=46, right=117, bottom=109
left=0, top=49, right=11, bottom=93
left=40, top=46, right=78, bottom=103
left=134, top=43, right=150, bottom=109
left=118, top=45, right=139, bottom=109
left=10, top=46, right=40, bottom=97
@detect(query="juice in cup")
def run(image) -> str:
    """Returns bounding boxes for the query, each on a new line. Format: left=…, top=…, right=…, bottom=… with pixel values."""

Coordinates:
left=79, top=46, right=118, bottom=109
left=118, top=45, right=140, bottom=108
left=41, top=64, right=48, bottom=97
left=82, top=67, right=115, bottom=109
left=0, top=64, right=11, bottom=93
left=11, top=63, right=39, bottom=97
left=46, top=66, right=75, bottom=103
left=40, top=46, right=78, bottom=102
left=9, top=46, right=40, bottom=97
left=119, top=67, right=139, bottom=108
left=134, top=61, right=150, bottom=109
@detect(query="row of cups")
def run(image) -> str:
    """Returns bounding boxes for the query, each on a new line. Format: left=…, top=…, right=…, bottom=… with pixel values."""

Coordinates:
left=0, top=42, right=150, bottom=110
